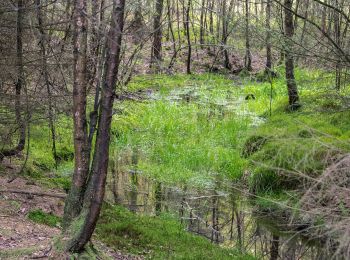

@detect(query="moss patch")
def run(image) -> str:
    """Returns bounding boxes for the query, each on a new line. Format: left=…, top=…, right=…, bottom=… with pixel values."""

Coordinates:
left=28, top=209, right=61, bottom=227
left=96, top=205, right=254, bottom=260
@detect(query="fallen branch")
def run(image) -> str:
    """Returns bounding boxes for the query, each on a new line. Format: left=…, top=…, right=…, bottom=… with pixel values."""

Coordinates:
left=0, top=189, right=66, bottom=199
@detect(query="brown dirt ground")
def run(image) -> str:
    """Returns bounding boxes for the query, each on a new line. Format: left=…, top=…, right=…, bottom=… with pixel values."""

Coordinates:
left=0, top=162, right=142, bottom=260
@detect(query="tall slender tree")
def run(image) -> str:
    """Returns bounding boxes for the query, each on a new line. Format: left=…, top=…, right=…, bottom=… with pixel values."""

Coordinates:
left=265, top=0, right=272, bottom=72
left=244, top=0, right=253, bottom=71
left=0, top=0, right=26, bottom=161
left=63, top=0, right=126, bottom=252
left=150, top=0, right=165, bottom=71
left=284, top=0, right=300, bottom=108
left=63, top=0, right=90, bottom=229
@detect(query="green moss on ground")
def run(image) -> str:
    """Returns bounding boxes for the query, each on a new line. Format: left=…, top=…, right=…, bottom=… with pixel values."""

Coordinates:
left=242, top=68, right=350, bottom=196
left=96, top=205, right=254, bottom=260
left=28, top=209, right=61, bottom=227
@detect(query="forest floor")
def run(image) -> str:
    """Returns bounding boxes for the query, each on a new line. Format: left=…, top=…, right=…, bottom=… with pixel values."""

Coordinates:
left=0, top=162, right=142, bottom=260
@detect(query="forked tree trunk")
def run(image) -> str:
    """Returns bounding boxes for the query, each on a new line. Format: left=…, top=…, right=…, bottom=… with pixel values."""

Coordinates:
left=64, top=0, right=126, bottom=252
left=284, top=0, right=300, bottom=108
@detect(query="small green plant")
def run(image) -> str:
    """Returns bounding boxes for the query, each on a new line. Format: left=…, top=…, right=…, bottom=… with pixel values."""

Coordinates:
left=28, top=209, right=61, bottom=227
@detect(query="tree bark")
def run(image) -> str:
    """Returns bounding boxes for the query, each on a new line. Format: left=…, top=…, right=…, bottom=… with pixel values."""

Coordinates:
left=150, top=0, right=165, bottom=71
left=265, top=0, right=272, bottom=71
left=199, top=0, right=206, bottom=47
left=284, top=0, right=300, bottom=108
left=185, top=0, right=192, bottom=74
left=63, top=0, right=90, bottom=229
left=0, top=0, right=26, bottom=161
left=65, top=0, right=126, bottom=252
left=244, top=0, right=253, bottom=71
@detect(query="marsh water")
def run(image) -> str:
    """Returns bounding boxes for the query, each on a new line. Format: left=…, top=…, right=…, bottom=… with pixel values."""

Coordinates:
left=106, top=83, right=332, bottom=259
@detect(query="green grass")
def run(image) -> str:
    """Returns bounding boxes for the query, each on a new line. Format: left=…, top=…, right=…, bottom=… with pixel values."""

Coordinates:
left=28, top=209, right=62, bottom=227
left=112, top=74, right=250, bottom=186
left=96, top=205, right=254, bottom=260
left=241, top=67, right=350, bottom=195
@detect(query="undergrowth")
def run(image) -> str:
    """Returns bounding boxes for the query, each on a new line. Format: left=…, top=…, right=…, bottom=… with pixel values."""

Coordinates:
left=28, top=209, right=61, bottom=227
left=96, top=205, right=254, bottom=260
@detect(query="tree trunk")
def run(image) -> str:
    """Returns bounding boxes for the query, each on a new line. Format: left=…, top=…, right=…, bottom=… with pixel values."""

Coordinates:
left=185, top=0, right=192, bottom=74
left=65, top=0, right=126, bottom=252
left=244, top=0, right=252, bottom=71
left=0, top=0, right=26, bottom=161
left=36, top=0, right=58, bottom=169
left=265, top=0, right=272, bottom=71
left=284, top=0, right=300, bottom=109
left=199, top=0, right=206, bottom=47
left=63, top=0, right=90, bottom=229
left=150, top=0, right=165, bottom=71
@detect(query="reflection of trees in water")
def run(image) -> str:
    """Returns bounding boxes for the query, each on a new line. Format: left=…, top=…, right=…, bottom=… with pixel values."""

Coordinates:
left=107, top=158, right=331, bottom=259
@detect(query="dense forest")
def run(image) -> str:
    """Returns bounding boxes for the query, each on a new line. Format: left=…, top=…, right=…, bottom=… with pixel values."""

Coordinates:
left=0, top=0, right=350, bottom=259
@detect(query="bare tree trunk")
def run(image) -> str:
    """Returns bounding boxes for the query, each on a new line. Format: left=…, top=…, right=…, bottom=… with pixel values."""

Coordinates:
left=235, top=209, right=243, bottom=252
left=222, top=0, right=230, bottom=70
left=63, top=0, right=90, bottom=229
left=244, top=0, right=252, bottom=71
left=265, top=0, right=272, bottom=72
left=284, top=0, right=300, bottom=109
left=36, top=0, right=58, bottom=169
left=167, top=0, right=178, bottom=70
left=65, top=0, right=126, bottom=252
left=185, top=0, right=191, bottom=74
left=199, top=0, right=206, bottom=47
left=88, top=0, right=105, bottom=152
left=150, top=0, right=165, bottom=71
left=0, top=0, right=26, bottom=161
left=335, top=0, right=341, bottom=90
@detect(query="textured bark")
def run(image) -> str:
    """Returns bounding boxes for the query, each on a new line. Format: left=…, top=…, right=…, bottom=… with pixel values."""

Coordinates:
left=66, top=0, right=126, bottom=252
left=265, top=0, right=272, bottom=71
left=284, top=0, right=300, bottom=108
left=0, top=0, right=26, bottom=161
left=150, top=0, right=164, bottom=71
left=88, top=0, right=105, bottom=153
left=63, top=0, right=90, bottom=229
left=244, top=0, right=252, bottom=71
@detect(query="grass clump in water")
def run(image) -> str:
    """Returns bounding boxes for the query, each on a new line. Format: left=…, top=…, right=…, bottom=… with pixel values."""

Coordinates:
left=112, top=74, right=251, bottom=186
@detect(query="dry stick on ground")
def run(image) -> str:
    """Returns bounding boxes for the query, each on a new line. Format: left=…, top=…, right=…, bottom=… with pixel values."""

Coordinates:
left=0, top=189, right=66, bottom=199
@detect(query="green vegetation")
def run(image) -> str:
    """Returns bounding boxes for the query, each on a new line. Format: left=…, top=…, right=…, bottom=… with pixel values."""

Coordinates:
left=96, top=205, right=253, bottom=260
left=8, top=68, right=348, bottom=257
left=112, top=74, right=250, bottom=186
left=0, top=247, right=39, bottom=259
left=28, top=209, right=62, bottom=227
left=242, top=68, right=350, bottom=197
